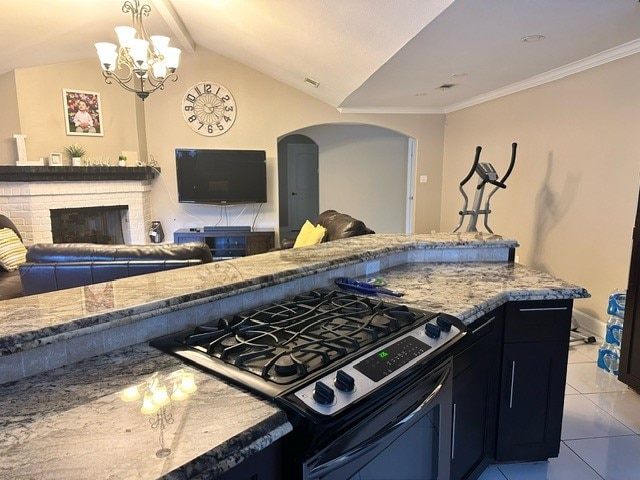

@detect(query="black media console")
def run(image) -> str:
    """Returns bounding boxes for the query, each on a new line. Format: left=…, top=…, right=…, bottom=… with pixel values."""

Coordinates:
left=174, top=228, right=275, bottom=259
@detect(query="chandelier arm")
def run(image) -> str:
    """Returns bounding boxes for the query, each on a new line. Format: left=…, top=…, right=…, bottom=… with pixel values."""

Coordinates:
left=103, top=72, right=143, bottom=94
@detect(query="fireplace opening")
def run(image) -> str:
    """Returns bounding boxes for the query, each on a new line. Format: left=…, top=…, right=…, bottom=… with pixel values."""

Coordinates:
left=51, top=206, right=128, bottom=244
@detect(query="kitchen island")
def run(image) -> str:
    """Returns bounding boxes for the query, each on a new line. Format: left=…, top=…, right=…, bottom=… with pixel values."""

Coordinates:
left=0, top=233, right=589, bottom=479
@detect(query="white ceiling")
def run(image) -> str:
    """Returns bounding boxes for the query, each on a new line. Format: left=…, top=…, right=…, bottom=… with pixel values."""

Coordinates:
left=2, top=0, right=639, bottom=113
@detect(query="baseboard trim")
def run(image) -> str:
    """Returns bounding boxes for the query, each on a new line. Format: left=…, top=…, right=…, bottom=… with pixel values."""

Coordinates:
left=572, top=308, right=605, bottom=339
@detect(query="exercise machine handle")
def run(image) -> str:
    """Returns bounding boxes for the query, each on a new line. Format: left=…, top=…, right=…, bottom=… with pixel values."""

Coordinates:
left=499, top=142, right=517, bottom=185
left=460, top=146, right=482, bottom=187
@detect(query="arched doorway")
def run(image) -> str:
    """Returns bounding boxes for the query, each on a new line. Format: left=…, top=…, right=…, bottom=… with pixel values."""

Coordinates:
left=278, top=124, right=415, bottom=241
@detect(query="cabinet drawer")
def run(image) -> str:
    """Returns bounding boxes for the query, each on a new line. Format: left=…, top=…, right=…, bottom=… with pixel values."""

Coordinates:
left=453, top=308, right=503, bottom=377
left=504, top=300, right=572, bottom=343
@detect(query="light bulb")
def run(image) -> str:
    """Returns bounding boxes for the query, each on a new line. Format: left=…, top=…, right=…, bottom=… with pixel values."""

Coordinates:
left=150, top=35, right=170, bottom=54
left=179, top=373, right=197, bottom=394
left=129, top=39, right=150, bottom=69
left=140, top=393, right=160, bottom=415
left=95, top=43, right=118, bottom=72
left=170, top=383, right=189, bottom=401
left=164, top=47, right=181, bottom=70
left=151, top=384, right=170, bottom=407
left=120, top=385, right=141, bottom=402
left=115, top=26, right=136, bottom=48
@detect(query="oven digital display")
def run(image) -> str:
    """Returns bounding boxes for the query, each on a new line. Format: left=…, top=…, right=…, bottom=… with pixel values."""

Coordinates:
left=353, top=336, right=431, bottom=382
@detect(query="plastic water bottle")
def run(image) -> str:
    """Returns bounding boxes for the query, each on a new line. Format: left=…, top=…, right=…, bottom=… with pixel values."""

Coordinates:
left=607, top=290, right=626, bottom=318
left=605, top=315, right=624, bottom=346
left=598, top=289, right=626, bottom=375
left=597, top=340, right=620, bottom=374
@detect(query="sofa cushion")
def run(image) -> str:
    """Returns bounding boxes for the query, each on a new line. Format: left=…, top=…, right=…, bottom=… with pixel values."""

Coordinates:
left=0, top=228, right=27, bottom=272
left=0, top=270, right=24, bottom=300
left=0, top=215, right=22, bottom=242
left=293, top=220, right=326, bottom=248
left=25, top=242, right=214, bottom=264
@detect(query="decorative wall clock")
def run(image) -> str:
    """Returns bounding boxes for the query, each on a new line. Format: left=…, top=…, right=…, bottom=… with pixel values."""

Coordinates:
left=181, top=82, right=236, bottom=136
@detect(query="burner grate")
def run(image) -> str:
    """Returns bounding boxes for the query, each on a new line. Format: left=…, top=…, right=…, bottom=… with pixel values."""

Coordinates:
left=176, top=289, right=430, bottom=385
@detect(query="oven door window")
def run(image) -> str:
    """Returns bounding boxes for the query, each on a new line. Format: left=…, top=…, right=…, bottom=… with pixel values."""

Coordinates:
left=348, top=406, right=441, bottom=480
left=303, top=359, right=452, bottom=480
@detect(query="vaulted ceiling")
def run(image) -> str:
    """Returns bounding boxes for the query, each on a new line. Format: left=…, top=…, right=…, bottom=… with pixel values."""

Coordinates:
left=3, top=0, right=639, bottom=113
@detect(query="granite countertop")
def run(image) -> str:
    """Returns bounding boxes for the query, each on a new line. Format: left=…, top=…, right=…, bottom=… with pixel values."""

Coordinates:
left=0, top=343, right=291, bottom=480
left=0, top=234, right=590, bottom=479
left=0, top=232, right=519, bottom=359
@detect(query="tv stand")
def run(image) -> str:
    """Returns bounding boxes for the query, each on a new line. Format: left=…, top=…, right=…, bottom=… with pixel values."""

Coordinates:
left=203, top=226, right=252, bottom=233
left=174, top=228, right=274, bottom=259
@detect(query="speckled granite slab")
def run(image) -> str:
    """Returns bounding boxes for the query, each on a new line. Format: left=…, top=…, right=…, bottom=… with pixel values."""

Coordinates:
left=0, top=343, right=291, bottom=480
left=1, top=233, right=516, bottom=357
left=366, top=262, right=589, bottom=324
left=0, top=233, right=591, bottom=480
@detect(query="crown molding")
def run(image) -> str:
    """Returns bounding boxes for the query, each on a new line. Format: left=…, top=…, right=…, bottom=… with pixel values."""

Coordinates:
left=336, top=106, right=445, bottom=115
left=337, top=39, right=640, bottom=116
left=444, top=38, right=640, bottom=113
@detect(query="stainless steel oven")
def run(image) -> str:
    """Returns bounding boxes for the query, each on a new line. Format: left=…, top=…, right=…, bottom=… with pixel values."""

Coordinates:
left=301, top=357, right=452, bottom=480
left=152, top=288, right=464, bottom=480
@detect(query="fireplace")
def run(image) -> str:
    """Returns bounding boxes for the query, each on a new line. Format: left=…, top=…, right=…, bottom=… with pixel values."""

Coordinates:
left=51, top=206, right=128, bottom=244
left=0, top=169, right=156, bottom=245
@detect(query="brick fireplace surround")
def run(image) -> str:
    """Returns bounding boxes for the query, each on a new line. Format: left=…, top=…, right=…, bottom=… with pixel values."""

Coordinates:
left=0, top=166, right=159, bottom=246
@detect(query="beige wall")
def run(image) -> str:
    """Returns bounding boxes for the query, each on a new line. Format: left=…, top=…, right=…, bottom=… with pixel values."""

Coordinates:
left=442, top=53, right=640, bottom=320
left=295, top=124, right=409, bottom=233
left=143, top=47, right=445, bottom=236
left=1, top=50, right=445, bottom=237
left=0, top=71, right=21, bottom=163
left=7, top=60, right=140, bottom=166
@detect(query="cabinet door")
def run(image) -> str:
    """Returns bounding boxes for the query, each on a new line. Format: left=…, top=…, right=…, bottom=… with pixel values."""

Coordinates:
left=173, top=231, right=205, bottom=244
left=215, top=438, right=283, bottom=480
left=496, top=340, right=569, bottom=462
left=451, top=310, right=502, bottom=480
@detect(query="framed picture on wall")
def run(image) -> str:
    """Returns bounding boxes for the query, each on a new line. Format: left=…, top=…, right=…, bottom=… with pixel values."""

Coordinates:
left=63, top=89, right=104, bottom=136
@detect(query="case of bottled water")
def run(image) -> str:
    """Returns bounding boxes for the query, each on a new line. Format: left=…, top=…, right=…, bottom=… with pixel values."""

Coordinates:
left=597, top=289, right=626, bottom=375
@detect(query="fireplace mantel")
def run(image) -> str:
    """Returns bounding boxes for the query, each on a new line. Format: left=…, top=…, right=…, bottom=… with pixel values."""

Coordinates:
left=0, top=165, right=160, bottom=182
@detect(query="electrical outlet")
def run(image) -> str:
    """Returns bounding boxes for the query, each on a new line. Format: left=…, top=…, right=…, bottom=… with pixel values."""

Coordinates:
left=419, top=175, right=428, bottom=183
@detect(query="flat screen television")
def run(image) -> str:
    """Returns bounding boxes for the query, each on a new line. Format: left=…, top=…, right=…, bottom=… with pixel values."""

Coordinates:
left=175, top=149, right=267, bottom=204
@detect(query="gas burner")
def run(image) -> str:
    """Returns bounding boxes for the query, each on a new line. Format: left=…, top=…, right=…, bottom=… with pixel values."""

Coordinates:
left=153, top=288, right=443, bottom=388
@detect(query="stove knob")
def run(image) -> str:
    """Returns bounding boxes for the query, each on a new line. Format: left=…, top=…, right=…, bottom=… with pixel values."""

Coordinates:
left=334, top=370, right=355, bottom=392
left=425, top=323, right=441, bottom=339
left=313, top=381, right=335, bottom=405
left=436, top=314, right=453, bottom=332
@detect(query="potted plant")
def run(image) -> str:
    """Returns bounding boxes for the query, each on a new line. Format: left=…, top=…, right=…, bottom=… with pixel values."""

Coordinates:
left=118, top=155, right=127, bottom=167
left=64, top=143, right=86, bottom=166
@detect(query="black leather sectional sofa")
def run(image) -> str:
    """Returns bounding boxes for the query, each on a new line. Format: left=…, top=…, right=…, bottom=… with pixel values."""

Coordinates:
left=18, top=242, right=214, bottom=296
left=280, top=210, right=375, bottom=249
left=0, top=213, right=214, bottom=299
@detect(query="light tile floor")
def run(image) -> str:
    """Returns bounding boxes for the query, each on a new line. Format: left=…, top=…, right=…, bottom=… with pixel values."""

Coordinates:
left=478, top=337, right=640, bottom=480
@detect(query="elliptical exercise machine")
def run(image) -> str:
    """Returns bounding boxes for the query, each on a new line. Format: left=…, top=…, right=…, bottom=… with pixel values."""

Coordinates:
left=452, top=143, right=517, bottom=234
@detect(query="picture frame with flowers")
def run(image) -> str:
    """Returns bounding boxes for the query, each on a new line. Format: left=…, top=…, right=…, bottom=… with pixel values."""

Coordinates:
left=63, top=89, right=104, bottom=137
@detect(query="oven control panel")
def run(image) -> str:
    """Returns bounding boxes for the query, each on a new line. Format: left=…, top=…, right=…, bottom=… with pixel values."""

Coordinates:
left=293, top=314, right=463, bottom=415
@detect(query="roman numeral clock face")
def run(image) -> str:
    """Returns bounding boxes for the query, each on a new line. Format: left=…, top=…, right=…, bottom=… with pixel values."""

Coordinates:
left=181, top=82, right=236, bottom=136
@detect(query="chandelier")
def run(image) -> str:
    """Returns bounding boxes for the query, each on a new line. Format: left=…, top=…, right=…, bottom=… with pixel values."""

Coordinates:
left=95, top=0, right=181, bottom=100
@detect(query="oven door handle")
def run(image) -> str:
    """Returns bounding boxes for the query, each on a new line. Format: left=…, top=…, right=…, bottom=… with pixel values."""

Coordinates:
left=307, top=365, right=451, bottom=479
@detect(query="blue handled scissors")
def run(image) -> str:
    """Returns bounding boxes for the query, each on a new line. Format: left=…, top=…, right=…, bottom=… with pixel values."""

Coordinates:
left=334, top=277, right=404, bottom=297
